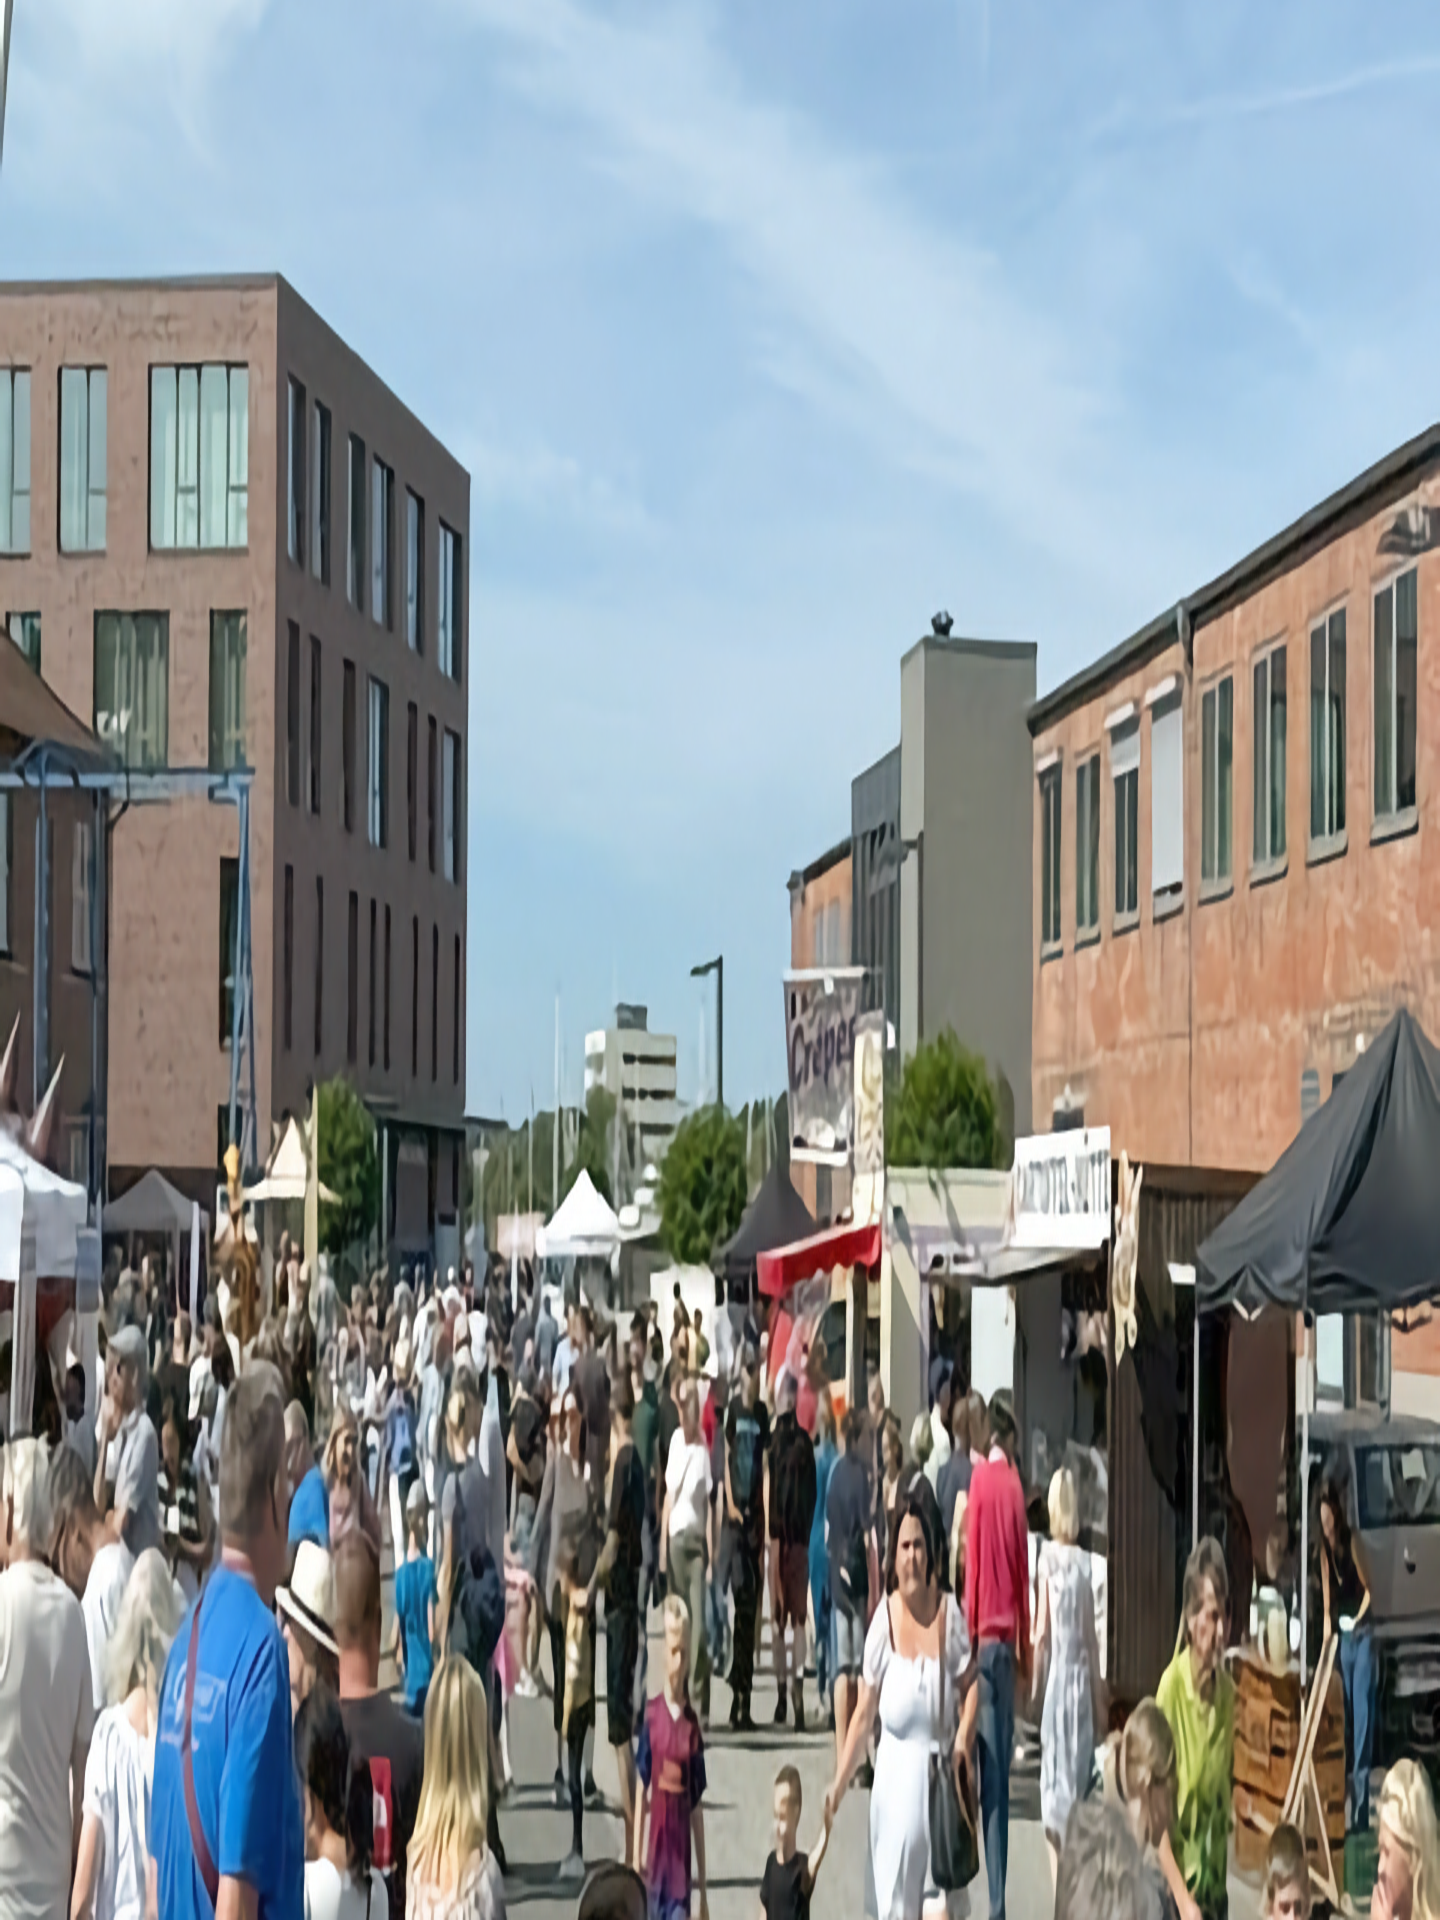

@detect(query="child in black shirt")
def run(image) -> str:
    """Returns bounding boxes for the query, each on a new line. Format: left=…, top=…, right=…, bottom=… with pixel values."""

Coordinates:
left=759, top=1764, right=832, bottom=1920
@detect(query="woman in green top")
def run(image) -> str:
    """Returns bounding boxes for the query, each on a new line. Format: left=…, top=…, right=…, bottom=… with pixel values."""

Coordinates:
left=1156, top=1540, right=1235, bottom=1920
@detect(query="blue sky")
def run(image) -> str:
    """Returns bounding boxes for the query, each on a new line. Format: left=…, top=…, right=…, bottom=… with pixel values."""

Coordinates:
left=5, top=1, right=1440, bottom=1119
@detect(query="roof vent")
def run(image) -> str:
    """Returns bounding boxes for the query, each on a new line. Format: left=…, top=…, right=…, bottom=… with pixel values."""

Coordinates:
left=931, top=610, right=953, bottom=637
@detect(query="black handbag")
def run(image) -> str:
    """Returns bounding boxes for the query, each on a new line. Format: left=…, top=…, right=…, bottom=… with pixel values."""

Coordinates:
left=929, top=1598, right=980, bottom=1892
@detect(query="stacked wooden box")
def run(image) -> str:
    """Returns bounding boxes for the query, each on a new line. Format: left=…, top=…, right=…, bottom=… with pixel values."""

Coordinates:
left=1231, top=1651, right=1346, bottom=1890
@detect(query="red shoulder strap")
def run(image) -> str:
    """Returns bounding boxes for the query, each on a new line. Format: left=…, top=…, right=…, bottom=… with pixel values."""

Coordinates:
left=182, top=1591, right=220, bottom=1910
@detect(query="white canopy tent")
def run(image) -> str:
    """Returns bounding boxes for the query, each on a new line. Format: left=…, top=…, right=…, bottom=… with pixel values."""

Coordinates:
left=244, top=1115, right=339, bottom=1205
left=536, top=1169, right=621, bottom=1260
left=0, top=1135, right=92, bottom=1439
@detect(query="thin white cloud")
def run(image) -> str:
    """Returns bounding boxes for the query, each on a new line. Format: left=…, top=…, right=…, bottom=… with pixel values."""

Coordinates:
left=460, top=431, right=655, bottom=537
left=1159, top=51, right=1440, bottom=127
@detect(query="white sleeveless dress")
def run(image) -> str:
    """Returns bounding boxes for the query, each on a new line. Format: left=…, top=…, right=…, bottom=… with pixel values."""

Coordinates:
left=863, top=1594, right=971, bottom=1920
left=1038, top=1540, right=1098, bottom=1843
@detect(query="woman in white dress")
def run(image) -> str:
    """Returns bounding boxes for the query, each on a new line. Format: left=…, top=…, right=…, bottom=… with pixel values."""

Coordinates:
left=827, top=1484, right=976, bottom=1920
left=1032, top=1466, right=1106, bottom=1882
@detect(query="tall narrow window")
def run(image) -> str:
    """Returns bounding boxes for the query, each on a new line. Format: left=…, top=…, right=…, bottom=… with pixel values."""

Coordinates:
left=314, top=877, right=324, bottom=1057
left=371, top=459, right=393, bottom=628
left=442, top=729, right=460, bottom=882
left=286, top=623, right=301, bottom=806
left=1201, top=676, right=1234, bottom=886
left=347, top=435, right=366, bottom=606
left=1039, top=764, right=1061, bottom=949
left=383, top=905, right=392, bottom=1072
left=71, top=821, right=93, bottom=974
left=406, top=491, right=424, bottom=650
left=7, top=612, right=40, bottom=672
left=1310, top=608, right=1347, bottom=843
left=453, top=935, right=461, bottom=1085
left=208, top=611, right=247, bottom=772
left=287, top=377, right=305, bottom=566
left=1075, top=753, right=1099, bottom=935
left=311, top=400, right=331, bottom=584
left=219, top=857, right=239, bottom=1044
left=1252, top=646, right=1287, bottom=865
left=309, top=636, right=322, bottom=815
left=431, top=924, right=439, bottom=1082
left=347, top=890, right=359, bottom=1065
left=367, top=678, right=389, bottom=848
left=406, top=703, right=418, bottom=860
left=368, top=898, right=378, bottom=1068
left=427, top=717, right=437, bottom=871
left=411, top=915, right=420, bottom=1076
left=1374, top=569, right=1418, bottom=822
left=1111, top=720, right=1139, bottom=919
left=0, top=369, right=31, bottom=554
left=0, top=792, right=11, bottom=955
left=283, top=864, right=294, bottom=1051
left=59, top=367, right=107, bottom=552
left=1151, top=692, right=1184, bottom=897
left=342, top=661, right=356, bottom=833
left=438, top=522, right=461, bottom=678
left=150, top=364, right=248, bottom=548
left=94, top=613, right=168, bottom=768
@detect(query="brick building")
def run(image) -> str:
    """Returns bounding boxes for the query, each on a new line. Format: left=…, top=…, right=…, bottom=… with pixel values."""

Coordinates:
left=1028, top=423, right=1440, bottom=1410
left=0, top=276, right=469, bottom=1258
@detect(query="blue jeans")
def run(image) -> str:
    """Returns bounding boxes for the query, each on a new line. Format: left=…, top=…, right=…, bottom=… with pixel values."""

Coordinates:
left=1339, top=1623, right=1377, bottom=1829
left=976, top=1641, right=1015, bottom=1920
left=810, top=1561, right=832, bottom=1704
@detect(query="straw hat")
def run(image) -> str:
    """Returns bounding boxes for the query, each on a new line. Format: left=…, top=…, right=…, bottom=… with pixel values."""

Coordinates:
left=275, top=1539, right=339, bottom=1656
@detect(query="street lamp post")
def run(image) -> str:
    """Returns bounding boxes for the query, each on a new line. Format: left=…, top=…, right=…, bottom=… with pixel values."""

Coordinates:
left=690, top=955, right=723, bottom=1109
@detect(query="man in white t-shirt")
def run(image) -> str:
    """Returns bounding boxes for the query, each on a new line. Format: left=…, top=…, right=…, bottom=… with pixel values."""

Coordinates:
left=0, top=1438, right=94, bottom=1920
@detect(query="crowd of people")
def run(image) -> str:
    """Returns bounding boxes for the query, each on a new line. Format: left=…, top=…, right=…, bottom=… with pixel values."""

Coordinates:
left=1, top=1239, right=1438, bottom=1920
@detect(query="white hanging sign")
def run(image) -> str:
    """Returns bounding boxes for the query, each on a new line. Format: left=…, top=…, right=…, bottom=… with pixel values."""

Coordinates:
left=1011, top=1127, right=1111, bottom=1250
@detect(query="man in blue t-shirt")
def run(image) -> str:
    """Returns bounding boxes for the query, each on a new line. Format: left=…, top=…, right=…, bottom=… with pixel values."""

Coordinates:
left=153, top=1363, right=303, bottom=1920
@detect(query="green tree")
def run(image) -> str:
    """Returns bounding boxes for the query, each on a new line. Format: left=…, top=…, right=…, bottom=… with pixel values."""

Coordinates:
left=317, top=1076, right=381, bottom=1255
left=886, top=1028, right=1003, bottom=1171
left=565, top=1086, right=616, bottom=1207
left=658, top=1104, right=748, bottom=1265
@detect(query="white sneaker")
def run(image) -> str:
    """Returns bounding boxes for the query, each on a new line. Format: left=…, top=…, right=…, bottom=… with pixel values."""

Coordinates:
left=515, top=1670, right=540, bottom=1700
left=558, top=1850, right=585, bottom=1883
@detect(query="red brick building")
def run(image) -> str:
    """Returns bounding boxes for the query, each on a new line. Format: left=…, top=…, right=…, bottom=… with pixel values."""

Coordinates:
left=1028, top=424, right=1440, bottom=1410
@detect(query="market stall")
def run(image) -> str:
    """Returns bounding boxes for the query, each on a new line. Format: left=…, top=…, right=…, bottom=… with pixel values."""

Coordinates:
left=538, top=1169, right=622, bottom=1306
left=715, top=1161, right=815, bottom=1306
left=103, top=1168, right=208, bottom=1309
left=0, top=1129, right=95, bottom=1437
left=757, top=1216, right=881, bottom=1423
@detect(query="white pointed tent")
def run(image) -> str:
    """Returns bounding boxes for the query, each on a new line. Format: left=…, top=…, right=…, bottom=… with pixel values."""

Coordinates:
left=536, top=1169, right=621, bottom=1260
left=244, top=1115, right=339, bottom=1206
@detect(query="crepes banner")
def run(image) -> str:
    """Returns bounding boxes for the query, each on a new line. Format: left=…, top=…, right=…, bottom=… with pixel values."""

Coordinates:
left=785, top=968, right=865, bottom=1165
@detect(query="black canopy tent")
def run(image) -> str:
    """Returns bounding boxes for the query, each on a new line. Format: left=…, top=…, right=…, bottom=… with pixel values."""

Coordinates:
left=1195, top=1006, right=1440, bottom=1676
left=716, top=1161, right=815, bottom=1300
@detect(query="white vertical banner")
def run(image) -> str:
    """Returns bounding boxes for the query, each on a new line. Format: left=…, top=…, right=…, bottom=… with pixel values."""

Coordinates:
left=9, top=1224, right=36, bottom=1438
left=970, top=1282, right=1016, bottom=1405
left=189, top=1200, right=202, bottom=1327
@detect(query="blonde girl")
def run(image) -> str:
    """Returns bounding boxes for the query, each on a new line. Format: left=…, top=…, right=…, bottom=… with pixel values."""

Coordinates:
left=406, top=1657, right=505, bottom=1920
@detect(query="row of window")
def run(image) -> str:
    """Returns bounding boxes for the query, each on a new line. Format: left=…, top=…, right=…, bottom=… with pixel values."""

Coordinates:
left=0, top=798, right=96, bottom=974
left=0, top=364, right=463, bottom=684
left=273, top=866, right=462, bottom=1086
left=1039, top=565, right=1420, bottom=948
left=285, top=377, right=462, bottom=677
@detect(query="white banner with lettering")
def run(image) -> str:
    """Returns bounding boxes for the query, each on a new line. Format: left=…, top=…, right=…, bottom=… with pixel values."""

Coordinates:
left=1011, top=1127, right=1111, bottom=1250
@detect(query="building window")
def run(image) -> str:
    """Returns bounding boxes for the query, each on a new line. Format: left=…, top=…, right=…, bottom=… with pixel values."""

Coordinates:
left=1374, top=568, right=1417, bottom=823
left=287, top=377, right=305, bottom=566
left=438, top=522, right=461, bottom=678
left=283, top=864, right=294, bottom=1052
left=309, top=636, right=323, bottom=815
left=71, top=820, right=93, bottom=975
left=0, top=793, right=9, bottom=955
left=208, top=611, right=247, bottom=772
left=1039, top=764, right=1061, bottom=949
left=311, top=400, right=331, bottom=585
left=94, top=613, right=168, bottom=768
left=59, top=367, right=107, bottom=553
left=1111, top=720, right=1139, bottom=919
left=1075, top=753, right=1099, bottom=935
left=7, top=612, right=40, bottom=672
left=443, top=729, right=460, bottom=882
left=406, top=491, right=424, bottom=651
left=367, top=678, right=389, bottom=848
left=431, top=923, right=439, bottom=1081
left=150, top=364, right=248, bottom=549
left=371, top=459, right=393, bottom=628
left=1252, top=646, right=1287, bottom=866
left=342, top=660, right=356, bottom=833
left=219, top=856, right=239, bottom=1044
left=1150, top=692, right=1184, bottom=897
left=1310, top=606, right=1346, bottom=843
left=406, top=702, right=418, bottom=860
left=411, top=914, right=420, bottom=1077
left=453, top=934, right=461, bottom=1085
left=383, top=904, right=392, bottom=1071
left=347, top=890, right=359, bottom=1065
left=347, top=435, right=366, bottom=606
left=368, top=898, right=378, bottom=1068
left=0, top=369, right=31, bottom=554
left=1200, top=676, right=1233, bottom=886
left=427, top=717, right=437, bottom=872
left=286, top=623, right=301, bottom=806
left=314, top=876, right=324, bottom=1058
